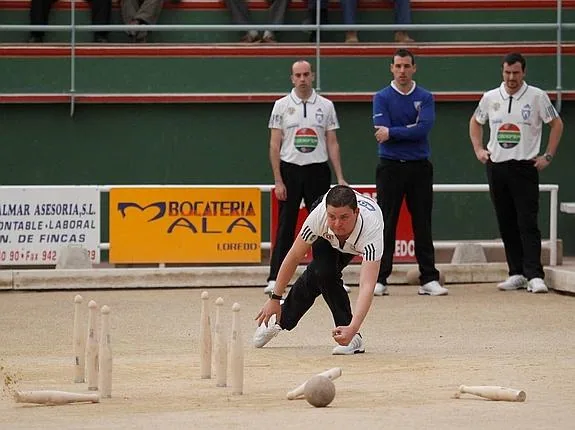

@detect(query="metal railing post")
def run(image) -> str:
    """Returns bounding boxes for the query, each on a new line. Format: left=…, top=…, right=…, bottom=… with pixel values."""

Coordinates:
left=556, top=0, right=563, bottom=113
left=550, top=187, right=558, bottom=266
left=70, top=0, right=76, bottom=117
left=315, top=0, right=321, bottom=92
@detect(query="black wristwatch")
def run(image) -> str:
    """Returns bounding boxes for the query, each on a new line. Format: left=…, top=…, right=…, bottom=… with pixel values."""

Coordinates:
left=270, top=293, right=283, bottom=301
left=543, top=153, right=554, bottom=162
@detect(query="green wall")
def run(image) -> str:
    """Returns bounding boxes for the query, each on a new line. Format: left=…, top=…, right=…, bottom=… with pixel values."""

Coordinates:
left=1, top=101, right=573, bottom=254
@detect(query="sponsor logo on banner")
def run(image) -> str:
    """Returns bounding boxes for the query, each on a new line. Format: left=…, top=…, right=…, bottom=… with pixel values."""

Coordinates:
left=0, top=187, right=100, bottom=265
left=109, top=188, right=261, bottom=263
left=270, top=187, right=415, bottom=263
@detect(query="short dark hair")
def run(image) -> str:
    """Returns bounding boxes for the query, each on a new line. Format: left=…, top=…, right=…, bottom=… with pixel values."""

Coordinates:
left=392, top=48, right=415, bottom=65
left=325, top=185, right=357, bottom=210
left=502, top=52, right=526, bottom=71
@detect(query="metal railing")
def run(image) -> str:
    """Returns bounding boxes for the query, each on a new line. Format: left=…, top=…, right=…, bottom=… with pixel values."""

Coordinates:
left=0, top=0, right=572, bottom=115
left=1, top=183, right=558, bottom=265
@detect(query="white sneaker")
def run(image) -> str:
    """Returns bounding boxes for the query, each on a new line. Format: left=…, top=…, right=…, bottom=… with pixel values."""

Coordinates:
left=264, top=280, right=276, bottom=294
left=418, top=280, right=448, bottom=296
left=527, top=277, right=549, bottom=294
left=343, top=283, right=351, bottom=293
left=374, top=282, right=389, bottom=296
left=253, top=314, right=282, bottom=348
left=497, top=275, right=528, bottom=291
left=332, top=333, right=365, bottom=355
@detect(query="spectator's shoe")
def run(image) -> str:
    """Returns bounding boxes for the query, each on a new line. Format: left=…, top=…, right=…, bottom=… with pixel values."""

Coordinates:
left=418, top=281, right=448, bottom=296
left=253, top=314, right=282, bottom=348
left=240, top=31, right=260, bottom=43
left=261, top=31, right=277, bottom=43
left=394, top=31, right=414, bottom=43
left=497, top=275, right=528, bottom=291
left=28, top=34, right=44, bottom=43
left=343, top=284, right=351, bottom=293
left=374, top=282, right=389, bottom=296
left=332, top=333, right=365, bottom=355
left=527, top=278, right=549, bottom=294
left=344, top=31, right=359, bottom=43
left=264, top=280, right=275, bottom=295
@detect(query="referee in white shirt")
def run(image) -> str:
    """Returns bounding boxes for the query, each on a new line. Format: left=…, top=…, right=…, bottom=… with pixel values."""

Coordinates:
left=469, top=52, right=564, bottom=294
left=265, top=60, right=348, bottom=295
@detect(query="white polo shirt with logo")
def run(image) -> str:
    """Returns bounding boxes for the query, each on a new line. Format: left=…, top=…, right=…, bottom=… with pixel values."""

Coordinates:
left=298, top=191, right=384, bottom=261
left=268, top=89, right=340, bottom=166
left=473, top=82, right=559, bottom=162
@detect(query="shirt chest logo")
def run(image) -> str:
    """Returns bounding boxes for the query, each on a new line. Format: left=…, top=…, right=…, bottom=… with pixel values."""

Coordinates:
left=294, top=128, right=318, bottom=153
left=497, top=123, right=521, bottom=149
left=315, top=108, right=324, bottom=123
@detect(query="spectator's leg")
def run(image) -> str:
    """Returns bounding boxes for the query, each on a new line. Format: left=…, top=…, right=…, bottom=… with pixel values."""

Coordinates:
left=308, top=0, right=329, bottom=42
left=263, top=0, right=290, bottom=42
left=121, top=0, right=139, bottom=39
left=340, top=0, right=359, bottom=43
left=91, top=0, right=112, bottom=42
left=132, top=0, right=164, bottom=41
left=393, top=0, right=414, bottom=43
left=223, top=0, right=259, bottom=41
left=29, top=0, right=54, bottom=42
left=405, top=160, right=440, bottom=285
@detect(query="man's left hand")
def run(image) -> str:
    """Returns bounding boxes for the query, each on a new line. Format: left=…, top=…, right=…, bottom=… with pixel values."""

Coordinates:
left=332, top=325, right=357, bottom=346
left=533, top=155, right=551, bottom=171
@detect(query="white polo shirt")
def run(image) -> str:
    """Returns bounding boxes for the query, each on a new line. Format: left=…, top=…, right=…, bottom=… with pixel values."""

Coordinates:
left=473, top=82, right=559, bottom=162
left=268, top=89, right=340, bottom=166
left=298, top=191, right=384, bottom=261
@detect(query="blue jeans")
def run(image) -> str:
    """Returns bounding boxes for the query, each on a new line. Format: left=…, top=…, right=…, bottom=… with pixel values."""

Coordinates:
left=307, top=0, right=411, bottom=26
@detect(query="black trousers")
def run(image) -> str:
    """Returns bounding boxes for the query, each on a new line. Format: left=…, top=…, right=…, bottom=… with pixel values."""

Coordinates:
left=279, top=237, right=354, bottom=330
left=486, top=160, right=544, bottom=280
left=268, top=161, right=331, bottom=281
left=375, top=158, right=439, bottom=285
left=30, top=0, right=111, bottom=38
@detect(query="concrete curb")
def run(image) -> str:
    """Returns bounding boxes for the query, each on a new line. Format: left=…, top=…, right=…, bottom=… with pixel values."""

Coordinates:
left=0, top=271, right=13, bottom=290
left=4, top=263, right=511, bottom=291
left=545, top=267, right=575, bottom=294
left=1, top=263, right=571, bottom=292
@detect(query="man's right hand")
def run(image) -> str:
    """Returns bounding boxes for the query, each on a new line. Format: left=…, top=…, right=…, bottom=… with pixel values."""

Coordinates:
left=475, top=148, right=491, bottom=164
left=274, top=181, right=287, bottom=201
left=255, top=299, right=282, bottom=326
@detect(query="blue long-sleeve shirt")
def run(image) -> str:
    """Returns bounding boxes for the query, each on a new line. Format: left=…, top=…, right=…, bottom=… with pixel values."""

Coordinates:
left=372, top=82, right=435, bottom=160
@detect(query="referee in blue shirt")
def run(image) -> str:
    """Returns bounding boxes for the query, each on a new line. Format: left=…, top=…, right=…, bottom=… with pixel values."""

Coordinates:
left=371, top=48, right=448, bottom=297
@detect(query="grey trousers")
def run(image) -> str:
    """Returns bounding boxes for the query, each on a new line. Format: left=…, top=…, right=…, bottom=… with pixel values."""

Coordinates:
left=224, top=0, right=290, bottom=26
left=121, top=0, right=163, bottom=26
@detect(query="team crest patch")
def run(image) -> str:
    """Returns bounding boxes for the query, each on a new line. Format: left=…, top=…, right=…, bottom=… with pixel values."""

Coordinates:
left=521, top=104, right=532, bottom=120
left=323, top=233, right=334, bottom=240
left=288, top=107, right=295, bottom=115
left=493, top=102, right=500, bottom=112
left=413, top=101, right=422, bottom=110
left=315, top=108, right=324, bottom=122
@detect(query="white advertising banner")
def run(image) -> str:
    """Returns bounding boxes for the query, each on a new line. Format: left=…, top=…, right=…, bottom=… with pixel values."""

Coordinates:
left=0, top=187, right=100, bottom=265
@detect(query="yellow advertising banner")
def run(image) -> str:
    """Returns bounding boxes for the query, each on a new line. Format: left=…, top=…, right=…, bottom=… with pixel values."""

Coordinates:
left=109, top=188, right=261, bottom=263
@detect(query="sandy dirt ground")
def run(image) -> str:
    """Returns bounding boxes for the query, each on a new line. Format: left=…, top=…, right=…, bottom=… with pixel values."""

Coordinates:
left=1, top=284, right=574, bottom=430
